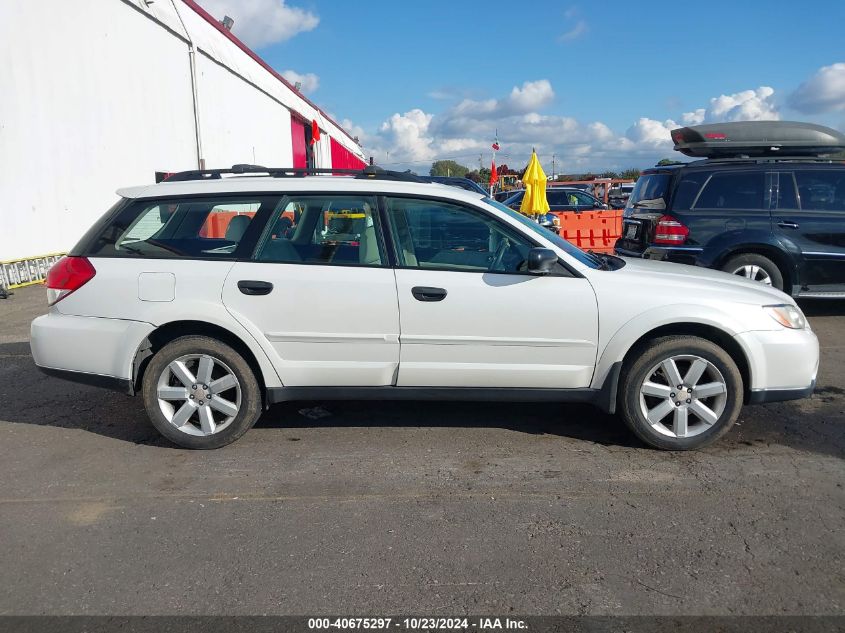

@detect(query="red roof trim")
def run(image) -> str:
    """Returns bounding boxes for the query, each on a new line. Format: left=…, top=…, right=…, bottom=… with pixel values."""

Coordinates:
left=181, top=0, right=361, bottom=150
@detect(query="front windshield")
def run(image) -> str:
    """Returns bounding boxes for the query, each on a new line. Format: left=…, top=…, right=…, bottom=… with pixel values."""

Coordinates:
left=626, top=174, right=672, bottom=210
left=482, top=198, right=602, bottom=269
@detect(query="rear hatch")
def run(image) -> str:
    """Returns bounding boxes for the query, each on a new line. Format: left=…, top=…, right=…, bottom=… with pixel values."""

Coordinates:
left=615, top=169, right=677, bottom=253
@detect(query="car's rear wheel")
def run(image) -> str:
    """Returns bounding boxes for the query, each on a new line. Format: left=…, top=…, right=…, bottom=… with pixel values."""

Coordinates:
left=141, top=335, right=261, bottom=449
left=618, top=336, right=743, bottom=450
left=721, top=253, right=784, bottom=290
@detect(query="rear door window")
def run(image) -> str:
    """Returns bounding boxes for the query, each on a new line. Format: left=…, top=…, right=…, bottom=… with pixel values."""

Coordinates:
left=694, top=172, right=765, bottom=210
left=254, top=196, right=385, bottom=266
left=776, top=172, right=799, bottom=210
left=85, top=196, right=277, bottom=259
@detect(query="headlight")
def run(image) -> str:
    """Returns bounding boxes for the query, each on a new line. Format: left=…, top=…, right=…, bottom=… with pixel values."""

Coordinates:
left=764, top=304, right=807, bottom=329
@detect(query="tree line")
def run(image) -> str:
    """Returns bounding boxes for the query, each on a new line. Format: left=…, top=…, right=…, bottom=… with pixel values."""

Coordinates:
left=427, top=159, right=675, bottom=183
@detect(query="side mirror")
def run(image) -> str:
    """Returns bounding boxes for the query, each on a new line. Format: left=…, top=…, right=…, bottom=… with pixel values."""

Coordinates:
left=527, top=247, right=557, bottom=274
left=599, top=203, right=609, bottom=210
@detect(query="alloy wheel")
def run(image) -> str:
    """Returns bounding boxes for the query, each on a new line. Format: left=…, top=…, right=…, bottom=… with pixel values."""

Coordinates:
left=732, top=264, right=772, bottom=285
left=156, top=353, right=242, bottom=436
left=638, top=354, right=728, bottom=439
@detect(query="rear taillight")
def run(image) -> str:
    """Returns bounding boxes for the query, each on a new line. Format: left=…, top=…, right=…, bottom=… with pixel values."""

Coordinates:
left=653, top=215, right=690, bottom=245
left=45, top=256, right=96, bottom=305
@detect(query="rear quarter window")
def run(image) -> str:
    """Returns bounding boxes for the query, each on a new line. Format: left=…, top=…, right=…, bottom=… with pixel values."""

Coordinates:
left=795, top=170, right=845, bottom=212
left=671, top=171, right=712, bottom=211
left=82, top=196, right=277, bottom=259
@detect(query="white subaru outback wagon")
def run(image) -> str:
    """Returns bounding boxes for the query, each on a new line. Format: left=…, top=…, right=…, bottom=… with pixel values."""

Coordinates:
left=31, top=166, right=819, bottom=450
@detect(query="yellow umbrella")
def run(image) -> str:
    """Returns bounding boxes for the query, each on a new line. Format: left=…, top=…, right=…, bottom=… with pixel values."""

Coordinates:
left=519, top=150, right=550, bottom=216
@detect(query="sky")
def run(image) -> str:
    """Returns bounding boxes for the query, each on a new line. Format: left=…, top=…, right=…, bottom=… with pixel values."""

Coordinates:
left=201, top=0, right=845, bottom=174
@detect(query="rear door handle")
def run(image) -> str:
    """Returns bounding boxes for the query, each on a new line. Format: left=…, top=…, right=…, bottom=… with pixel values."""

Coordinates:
left=412, top=286, right=447, bottom=302
left=237, top=280, right=274, bottom=296
left=777, top=221, right=800, bottom=229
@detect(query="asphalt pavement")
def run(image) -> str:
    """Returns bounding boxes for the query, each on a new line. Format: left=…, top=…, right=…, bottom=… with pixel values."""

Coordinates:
left=0, top=284, right=842, bottom=616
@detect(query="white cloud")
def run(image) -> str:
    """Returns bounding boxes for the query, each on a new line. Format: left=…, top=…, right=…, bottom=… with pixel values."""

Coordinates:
left=361, top=83, right=794, bottom=173
left=625, top=118, right=679, bottom=149
left=559, top=6, right=588, bottom=42
left=681, top=86, right=779, bottom=124
left=280, top=69, right=319, bottom=94
left=376, top=109, right=436, bottom=163
left=449, top=80, right=555, bottom=121
left=788, top=63, right=845, bottom=114
left=200, top=0, right=319, bottom=49
left=339, top=119, right=366, bottom=144
left=559, top=20, right=588, bottom=42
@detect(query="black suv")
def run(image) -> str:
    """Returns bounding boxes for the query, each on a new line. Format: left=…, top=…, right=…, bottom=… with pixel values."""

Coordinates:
left=615, top=121, right=845, bottom=298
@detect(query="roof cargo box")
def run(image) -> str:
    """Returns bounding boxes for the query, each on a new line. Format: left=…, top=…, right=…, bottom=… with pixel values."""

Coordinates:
left=670, top=121, right=845, bottom=158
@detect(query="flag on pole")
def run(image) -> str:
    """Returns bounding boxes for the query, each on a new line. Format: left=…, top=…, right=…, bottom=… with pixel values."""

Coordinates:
left=492, top=129, right=500, bottom=151
left=489, top=160, right=498, bottom=187
left=310, top=119, right=321, bottom=145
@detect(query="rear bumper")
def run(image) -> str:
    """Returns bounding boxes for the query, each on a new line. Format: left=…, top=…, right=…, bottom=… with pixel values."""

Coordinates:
left=614, top=245, right=704, bottom=266
left=37, top=366, right=134, bottom=395
left=31, top=312, right=154, bottom=388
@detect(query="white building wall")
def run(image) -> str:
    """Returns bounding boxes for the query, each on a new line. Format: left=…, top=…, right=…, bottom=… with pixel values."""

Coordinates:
left=0, top=0, right=197, bottom=260
left=194, top=54, right=293, bottom=169
left=0, top=0, right=365, bottom=263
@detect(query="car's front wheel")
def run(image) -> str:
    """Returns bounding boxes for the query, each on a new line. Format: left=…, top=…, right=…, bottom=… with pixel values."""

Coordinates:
left=618, top=336, right=743, bottom=450
left=141, top=335, right=262, bottom=449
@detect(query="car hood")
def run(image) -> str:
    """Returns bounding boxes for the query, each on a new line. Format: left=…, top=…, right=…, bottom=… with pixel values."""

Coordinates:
left=611, top=257, right=794, bottom=306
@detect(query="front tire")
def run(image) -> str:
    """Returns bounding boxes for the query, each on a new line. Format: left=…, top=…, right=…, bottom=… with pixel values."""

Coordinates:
left=618, top=336, right=743, bottom=450
left=141, top=335, right=261, bottom=449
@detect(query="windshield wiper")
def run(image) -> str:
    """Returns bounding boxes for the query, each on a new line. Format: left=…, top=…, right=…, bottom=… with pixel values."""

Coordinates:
left=587, top=250, right=614, bottom=270
left=632, top=199, right=666, bottom=209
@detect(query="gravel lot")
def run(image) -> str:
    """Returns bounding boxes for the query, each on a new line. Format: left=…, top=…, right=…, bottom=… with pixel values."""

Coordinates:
left=0, top=284, right=842, bottom=616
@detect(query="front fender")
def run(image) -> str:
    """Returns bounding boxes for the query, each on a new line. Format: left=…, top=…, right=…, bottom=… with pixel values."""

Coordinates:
left=591, top=303, right=754, bottom=390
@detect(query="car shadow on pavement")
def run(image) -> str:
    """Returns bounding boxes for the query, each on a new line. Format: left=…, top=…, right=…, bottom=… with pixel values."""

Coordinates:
left=256, top=397, right=845, bottom=459
left=257, top=400, right=646, bottom=449
left=798, top=298, right=845, bottom=316
left=2, top=342, right=843, bottom=458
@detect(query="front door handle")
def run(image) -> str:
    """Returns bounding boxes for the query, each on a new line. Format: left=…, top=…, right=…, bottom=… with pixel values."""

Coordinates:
left=237, top=280, right=274, bottom=296
left=777, top=221, right=800, bottom=230
left=412, top=286, right=447, bottom=302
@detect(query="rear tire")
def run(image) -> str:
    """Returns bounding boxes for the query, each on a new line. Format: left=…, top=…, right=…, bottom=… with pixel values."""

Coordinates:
left=618, top=336, right=743, bottom=450
left=721, top=253, right=784, bottom=290
left=141, top=335, right=261, bottom=449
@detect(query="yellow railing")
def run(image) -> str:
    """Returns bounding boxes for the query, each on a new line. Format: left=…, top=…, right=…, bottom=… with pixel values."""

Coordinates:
left=1, top=253, right=66, bottom=289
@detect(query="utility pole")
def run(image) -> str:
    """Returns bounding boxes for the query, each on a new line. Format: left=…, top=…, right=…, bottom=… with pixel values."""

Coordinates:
left=552, top=154, right=556, bottom=181
left=479, top=154, right=483, bottom=171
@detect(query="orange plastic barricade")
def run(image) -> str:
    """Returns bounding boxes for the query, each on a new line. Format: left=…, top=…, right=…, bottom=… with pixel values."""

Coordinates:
left=552, top=209, right=623, bottom=254
left=199, top=211, right=258, bottom=238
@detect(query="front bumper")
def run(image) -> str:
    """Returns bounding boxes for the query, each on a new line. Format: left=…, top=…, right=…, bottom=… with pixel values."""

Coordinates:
left=747, top=380, right=816, bottom=404
left=735, top=327, right=819, bottom=400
